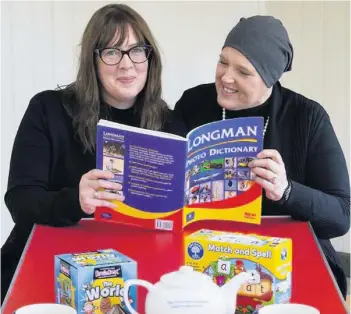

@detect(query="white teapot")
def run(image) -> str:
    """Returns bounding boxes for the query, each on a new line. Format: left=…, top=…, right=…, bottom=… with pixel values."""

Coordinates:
left=123, top=265, right=260, bottom=314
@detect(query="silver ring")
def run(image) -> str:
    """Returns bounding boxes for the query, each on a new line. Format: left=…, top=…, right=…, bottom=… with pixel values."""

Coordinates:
left=93, top=191, right=99, bottom=199
left=271, top=173, right=278, bottom=183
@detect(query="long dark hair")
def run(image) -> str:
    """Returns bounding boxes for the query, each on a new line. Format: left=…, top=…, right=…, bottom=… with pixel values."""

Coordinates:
left=63, top=4, right=168, bottom=153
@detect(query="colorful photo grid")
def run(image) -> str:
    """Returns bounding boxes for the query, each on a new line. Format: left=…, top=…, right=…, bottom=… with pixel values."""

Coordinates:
left=185, top=156, right=255, bottom=205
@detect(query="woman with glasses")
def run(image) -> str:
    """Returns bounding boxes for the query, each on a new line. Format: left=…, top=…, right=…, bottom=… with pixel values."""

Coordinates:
left=1, top=4, right=185, bottom=302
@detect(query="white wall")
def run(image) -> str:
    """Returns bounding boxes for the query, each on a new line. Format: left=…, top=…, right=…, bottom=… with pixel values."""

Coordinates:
left=0, top=1, right=266, bottom=245
left=1, top=1, right=350, bottom=253
left=265, top=1, right=350, bottom=253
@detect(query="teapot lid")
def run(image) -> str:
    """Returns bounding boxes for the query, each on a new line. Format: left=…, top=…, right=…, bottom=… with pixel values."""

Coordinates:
left=160, top=266, right=214, bottom=288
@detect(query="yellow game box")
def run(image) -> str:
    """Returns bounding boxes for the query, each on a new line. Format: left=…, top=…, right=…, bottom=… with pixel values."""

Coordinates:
left=184, top=229, right=292, bottom=314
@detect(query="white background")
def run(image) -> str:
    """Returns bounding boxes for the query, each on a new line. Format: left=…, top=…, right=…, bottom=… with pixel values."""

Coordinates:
left=1, top=1, right=350, bottom=253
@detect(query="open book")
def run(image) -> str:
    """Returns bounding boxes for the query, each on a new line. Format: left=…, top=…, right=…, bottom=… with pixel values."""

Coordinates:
left=95, top=117, right=264, bottom=231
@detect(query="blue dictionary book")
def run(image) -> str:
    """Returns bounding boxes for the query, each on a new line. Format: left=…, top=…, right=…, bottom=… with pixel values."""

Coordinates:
left=95, top=117, right=264, bottom=231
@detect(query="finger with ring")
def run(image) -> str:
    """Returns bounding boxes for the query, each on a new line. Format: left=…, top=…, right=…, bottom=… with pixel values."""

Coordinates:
left=271, top=173, right=278, bottom=183
left=93, top=190, right=99, bottom=199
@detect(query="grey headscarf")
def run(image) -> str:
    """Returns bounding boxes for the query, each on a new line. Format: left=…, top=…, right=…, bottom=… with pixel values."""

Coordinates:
left=223, top=15, right=294, bottom=88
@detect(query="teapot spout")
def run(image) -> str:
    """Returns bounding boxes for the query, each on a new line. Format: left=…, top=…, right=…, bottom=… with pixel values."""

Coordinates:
left=220, top=270, right=260, bottom=313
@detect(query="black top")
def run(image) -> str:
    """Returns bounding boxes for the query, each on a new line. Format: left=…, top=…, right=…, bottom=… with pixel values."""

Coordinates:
left=6, top=90, right=185, bottom=226
left=174, top=82, right=350, bottom=297
left=1, top=89, right=186, bottom=302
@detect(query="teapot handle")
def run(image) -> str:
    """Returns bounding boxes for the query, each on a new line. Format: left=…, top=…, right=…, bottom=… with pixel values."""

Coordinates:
left=123, top=279, right=154, bottom=314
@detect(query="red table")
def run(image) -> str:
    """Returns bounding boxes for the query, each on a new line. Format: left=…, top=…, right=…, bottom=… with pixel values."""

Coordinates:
left=2, top=217, right=348, bottom=314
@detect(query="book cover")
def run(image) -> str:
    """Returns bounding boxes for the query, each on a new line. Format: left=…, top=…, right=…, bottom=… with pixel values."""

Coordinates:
left=95, top=117, right=263, bottom=231
left=95, top=120, right=187, bottom=231
left=183, top=117, right=264, bottom=227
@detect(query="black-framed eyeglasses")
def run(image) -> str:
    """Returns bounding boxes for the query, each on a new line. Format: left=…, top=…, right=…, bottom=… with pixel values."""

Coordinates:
left=94, top=45, right=152, bottom=65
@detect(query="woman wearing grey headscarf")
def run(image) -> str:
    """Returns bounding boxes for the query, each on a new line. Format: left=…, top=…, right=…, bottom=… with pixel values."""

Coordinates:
left=174, top=16, right=349, bottom=299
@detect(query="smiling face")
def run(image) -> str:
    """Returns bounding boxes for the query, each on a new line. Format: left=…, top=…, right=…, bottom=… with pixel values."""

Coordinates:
left=215, top=47, right=272, bottom=110
left=96, top=25, right=149, bottom=109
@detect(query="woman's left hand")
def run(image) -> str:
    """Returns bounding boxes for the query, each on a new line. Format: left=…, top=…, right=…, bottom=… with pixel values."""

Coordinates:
left=248, top=149, right=288, bottom=202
